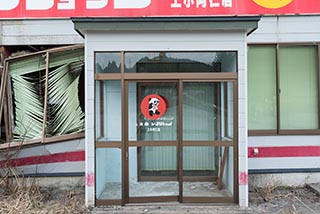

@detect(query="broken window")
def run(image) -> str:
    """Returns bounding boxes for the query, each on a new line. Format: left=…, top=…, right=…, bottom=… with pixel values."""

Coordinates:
left=0, top=45, right=85, bottom=143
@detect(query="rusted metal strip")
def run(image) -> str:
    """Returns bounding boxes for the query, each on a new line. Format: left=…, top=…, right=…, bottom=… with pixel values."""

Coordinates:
left=0, top=59, right=8, bottom=128
left=41, top=52, right=50, bottom=142
left=218, top=146, right=229, bottom=190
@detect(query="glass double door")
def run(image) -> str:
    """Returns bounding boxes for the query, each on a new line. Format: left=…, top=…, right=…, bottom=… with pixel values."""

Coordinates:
left=125, top=80, right=236, bottom=203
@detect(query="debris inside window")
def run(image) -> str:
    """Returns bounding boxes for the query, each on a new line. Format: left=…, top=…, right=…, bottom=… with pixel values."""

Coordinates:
left=0, top=45, right=85, bottom=143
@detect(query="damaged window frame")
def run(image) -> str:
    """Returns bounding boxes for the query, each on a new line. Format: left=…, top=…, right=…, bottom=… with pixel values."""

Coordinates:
left=0, top=45, right=85, bottom=148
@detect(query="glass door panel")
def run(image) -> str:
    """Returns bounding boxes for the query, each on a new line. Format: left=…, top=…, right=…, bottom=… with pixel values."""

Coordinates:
left=95, top=80, right=122, bottom=142
left=96, top=148, right=122, bottom=200
left=127, top=81, right=179, bottom=201
left=183, top=82, right=234, bottom=142
left=129, top=146, right=178, bottom=197
left=182, top=82, right=235, bottom=200
left=125, top=80, right=236, bottom=202
left=182, top=146, right=234, bottom=198
left=128, top=82, right=178, bottom=141
left=183, top=82, right=216, bottom=140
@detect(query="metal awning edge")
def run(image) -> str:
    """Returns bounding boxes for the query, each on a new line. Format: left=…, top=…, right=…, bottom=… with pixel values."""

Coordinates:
left=72, top=16, right=261, bottom=38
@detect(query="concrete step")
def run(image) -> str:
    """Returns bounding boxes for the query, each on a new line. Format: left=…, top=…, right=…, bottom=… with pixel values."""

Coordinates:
left=91, top=205, right=255, bottom=214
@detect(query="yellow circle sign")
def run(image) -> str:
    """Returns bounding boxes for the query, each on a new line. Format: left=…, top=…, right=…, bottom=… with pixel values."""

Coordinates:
left=253, top=0, right=294, bottom=9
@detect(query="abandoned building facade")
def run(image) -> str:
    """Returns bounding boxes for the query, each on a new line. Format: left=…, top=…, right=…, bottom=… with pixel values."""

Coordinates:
left=0, top=0, right=320, bottom=208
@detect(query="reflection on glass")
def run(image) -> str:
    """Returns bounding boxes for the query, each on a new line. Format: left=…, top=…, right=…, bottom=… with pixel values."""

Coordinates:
left=225, top=82, right=234, bottom=139
left=279, top=46, right=318, bottom=130
left=128, top=82, right=178, bottom=141
left=183, top=82, right=234, bottom=141
left=96, top=148, right=122, bottom=200
left=95, top=80, right=121, bottom=141
left=95, top=52, right=121, bottom=73
left=125, top=52, right=236, bottom=73
left=183, top=147, right=216, bottom=176
left=183, top=146, right=233, bottom=197
left=129, top=146, right=178, bottom=197
left=183, top=83, right=215, bottom=141
left=248, top=46, right=277, bottom=130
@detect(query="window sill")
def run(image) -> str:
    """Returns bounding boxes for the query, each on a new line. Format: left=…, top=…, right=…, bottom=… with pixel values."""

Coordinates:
left=248, top=130, right=320, bottom=136
left=0, top=132, right=85, bottom=150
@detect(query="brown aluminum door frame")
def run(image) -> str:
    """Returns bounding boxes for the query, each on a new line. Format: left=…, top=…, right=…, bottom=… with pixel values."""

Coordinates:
left=122, top=79, right=238, bottom=205
left=123, top=80, right=180, bottom=204
left=180, top=80, right=238, bottom=203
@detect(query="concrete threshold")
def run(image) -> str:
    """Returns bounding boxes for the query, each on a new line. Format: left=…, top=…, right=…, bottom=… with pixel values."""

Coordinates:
left=91, top=204, right=254, bottom=214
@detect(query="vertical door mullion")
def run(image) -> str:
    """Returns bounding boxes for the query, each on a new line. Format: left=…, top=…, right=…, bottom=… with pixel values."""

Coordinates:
left=233, top=80, right=239, bottom=203
left=178, top=80, right=183, bottom=202
left=122, top=79, right=128, bottom=205
left=276, top=44, right=281, bottom=133
left=125, top=79, right=180, bottom=203
left=317, top=45, right=320, bottom=129
left=121, top=52, right=128, bottom=205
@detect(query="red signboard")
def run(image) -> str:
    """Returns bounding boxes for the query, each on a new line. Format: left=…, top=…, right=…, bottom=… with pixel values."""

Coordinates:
left=0, top=0, right=319, bottom=19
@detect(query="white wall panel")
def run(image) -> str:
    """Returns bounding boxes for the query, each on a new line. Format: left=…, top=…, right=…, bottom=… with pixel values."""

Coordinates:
left=248, top=15, right=320, bottom=174
left=86, top=31, right=245, bottom=52
left=0, top=139, right=85, bottom=160
left=45, top=139, right=85, bottom=154
left=249, top=157, right=320, bottom=170
left=87, top=42, right=244, bottom=53
left=17, top=162, right=85, bottom=175
left=248, top=135, right=320, bottom=171
left=87, top=30, right=245, bottom=43
left=248, top=15, right=320, bottom=44
left=278, top=34, right=320, bottom=43
left=249, top=135, right=320, bottom=147
left=0, top=19, right=83, bottom=45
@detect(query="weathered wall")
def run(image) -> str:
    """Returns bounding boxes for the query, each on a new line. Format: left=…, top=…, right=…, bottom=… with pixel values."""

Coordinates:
left=0, top=19, right=83, bottom=45
left=0, top=21, right=2, bottom=45
left=248, top=15, right=320, bottom=44
left=0, top=138, right=85, bottom=176
left=247, top=15, right=320, bottom=185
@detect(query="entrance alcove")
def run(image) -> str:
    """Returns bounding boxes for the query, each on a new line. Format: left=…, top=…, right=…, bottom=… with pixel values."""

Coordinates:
left=72, top=16, right=260, bottom=206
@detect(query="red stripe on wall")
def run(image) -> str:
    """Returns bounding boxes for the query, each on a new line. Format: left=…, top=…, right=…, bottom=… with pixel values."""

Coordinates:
left=1, top=147, right=319, bottom=167
left=0, top=151, right=85, bottom=168
left=248, top=146, right=320, bottom=158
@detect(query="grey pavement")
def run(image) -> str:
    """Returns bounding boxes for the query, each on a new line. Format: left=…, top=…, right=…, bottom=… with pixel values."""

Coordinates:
left=90, top=204, right=256, bottom=214
left=90, top=183, right=320, bottom=214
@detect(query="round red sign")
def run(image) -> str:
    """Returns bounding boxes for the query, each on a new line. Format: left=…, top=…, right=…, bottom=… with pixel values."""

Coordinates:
left=140, top=94, right=167, bottom=120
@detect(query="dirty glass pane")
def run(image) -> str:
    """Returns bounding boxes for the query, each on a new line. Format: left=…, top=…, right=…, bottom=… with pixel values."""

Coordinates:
left=248, top=45, right=277, bottom=130
left=49, top=48, right=84, bottom=68
left=129, top=146, right=178, bottom=197
left=125, top=52, right=237, bottom=73
left=96, top=148, right=122, bottom=200
left=128, top=82, right=177, bottom=141
left=183, top=146, right=234, bottom=197
left=279, top=46, right=319, bottom=130
left=95, top=80, right=122, bottom=141
left=95, top=52, right=121, bottom=73
left=183, top=82, right=234, bottom=141
left=9, top=54, right=47, bottom=76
